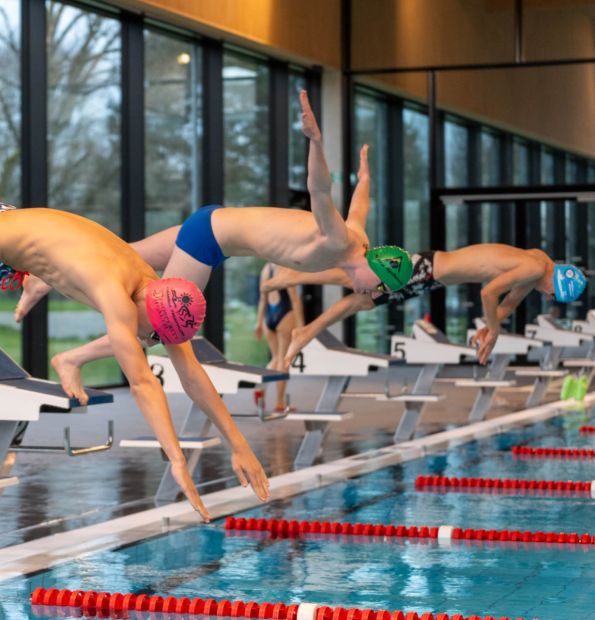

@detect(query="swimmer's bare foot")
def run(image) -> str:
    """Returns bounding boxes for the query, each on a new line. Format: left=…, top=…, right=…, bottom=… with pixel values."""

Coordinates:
left=51, top=352, right=89, bottom=406
left=15, top=275, right=51, bottom=322
left=357, top=144, right=369, bottom=181
left=284, top=325, right=314, bottom=368
left=300, top=90, right=322, bottom=142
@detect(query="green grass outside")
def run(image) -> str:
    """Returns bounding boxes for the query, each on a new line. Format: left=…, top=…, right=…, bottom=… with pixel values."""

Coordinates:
left=0, top=298, right=85, bottom=312
left=225, top=305, right=269, bottom=366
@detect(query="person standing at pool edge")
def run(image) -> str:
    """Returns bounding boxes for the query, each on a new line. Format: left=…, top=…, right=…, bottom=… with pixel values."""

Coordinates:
left=0, top=207, right=269, bottom=520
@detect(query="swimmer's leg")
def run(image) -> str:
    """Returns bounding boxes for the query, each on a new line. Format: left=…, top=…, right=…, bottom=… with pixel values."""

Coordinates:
left=15, top=274, right=52, bottom=323
left=274, top=311, right=296, bottom=411
left=301, top=90, right=349, bottom=249
left=163, top=246, right=213, bottom=291
left=51, top=337, right=115, bottom=405
left=283, top=293, right=375, bottom=367
left=130, top=225, right=181, bottom=271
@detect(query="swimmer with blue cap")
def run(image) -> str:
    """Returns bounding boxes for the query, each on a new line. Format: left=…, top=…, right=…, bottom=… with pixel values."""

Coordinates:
left=553, top=264, right=587, bottom=303
left=260, top=245, right=588, bottom=369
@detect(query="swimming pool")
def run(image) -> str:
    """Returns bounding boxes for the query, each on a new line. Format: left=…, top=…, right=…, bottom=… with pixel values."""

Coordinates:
left=1, top=409, right=594, bottom=620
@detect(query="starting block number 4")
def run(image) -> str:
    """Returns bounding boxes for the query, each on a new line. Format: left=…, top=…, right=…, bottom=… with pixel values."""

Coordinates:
left=291, top=352, right=306, bottom=373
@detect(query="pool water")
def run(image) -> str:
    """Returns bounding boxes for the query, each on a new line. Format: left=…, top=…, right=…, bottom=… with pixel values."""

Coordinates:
left=1, top=411, right=594, bottom=620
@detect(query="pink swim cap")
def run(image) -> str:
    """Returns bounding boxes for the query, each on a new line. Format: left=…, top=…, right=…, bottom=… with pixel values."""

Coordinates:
left=145, top=278, right=206, bottom=344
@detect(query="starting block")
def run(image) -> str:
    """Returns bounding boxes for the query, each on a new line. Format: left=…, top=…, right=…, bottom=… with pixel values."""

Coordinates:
left=389, top=320, right=474, bottom=441
left=288, top=330, right=402, bottom=467
left=0, top=349, right=113, bottom=488
left=523, top=314, right=595, bottom=407
left=462, top=318, right=541, bottom=421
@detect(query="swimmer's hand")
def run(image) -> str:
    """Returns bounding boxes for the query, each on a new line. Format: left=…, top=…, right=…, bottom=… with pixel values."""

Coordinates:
left=170, top=460, right=211, bottom=522
left=254, top=323, right=263, bottom=341
left=470, top=326, right=499, bottom=366
left=300, top=90, right=321, bottom=143
left=231, top=446, right=270, bottom=502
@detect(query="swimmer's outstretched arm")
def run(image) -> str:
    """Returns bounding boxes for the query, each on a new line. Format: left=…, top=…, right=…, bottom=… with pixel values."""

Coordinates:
left=261, top=266, right=352, bottom=294
left=284, top=293, right=375, bottom=367
left=167, top=341, right=270, bottom=501
left=472, top=263, right=544, bottom=364
left=96, top=286, right=211, bottom=521
left=301, top=90, right=349, bottom=248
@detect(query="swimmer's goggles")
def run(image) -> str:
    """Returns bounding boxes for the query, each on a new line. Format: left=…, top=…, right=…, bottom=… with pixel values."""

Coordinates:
left=366, top=245, right=413, bottom=293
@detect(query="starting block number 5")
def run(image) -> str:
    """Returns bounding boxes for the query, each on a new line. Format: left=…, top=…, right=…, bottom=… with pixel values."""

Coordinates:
left=392, top=341, right=406, bottom=360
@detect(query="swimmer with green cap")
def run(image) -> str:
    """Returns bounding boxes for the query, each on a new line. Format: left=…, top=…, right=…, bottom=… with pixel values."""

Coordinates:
left=262, top=243, right=587, bottom=368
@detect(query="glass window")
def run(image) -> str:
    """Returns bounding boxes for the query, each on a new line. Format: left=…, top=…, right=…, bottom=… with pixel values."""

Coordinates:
left=588, top=163, right=595, bottom=311
left=540, top=148, right=555, bottom=185
left=47, top=1, right=122, bottom=385
left=564, top=157, right=581, bottom=320
left=480, top=130, right=500, bottom=186
left=445, top=204, right=469, bottom=343
left=145, top=30, right=201, bottom=235
left=443, top=120, right=470, bottom=342
left=354, top=91, right=388, bottom=352
left=444, top=120, right=468, bottom=187
left=223, top=51, right=270, bottom=364
left=403, top=107, right=430, bottom=332
left=479, top=130, right=502, bottom=249
left=512, top=139, right=530, bottom=185
left=288, top=71, right=307, bottom=190
left=0, top=0, right=21, bottom=363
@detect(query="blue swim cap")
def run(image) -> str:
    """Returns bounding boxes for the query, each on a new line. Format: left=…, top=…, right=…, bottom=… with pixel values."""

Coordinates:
left=553, top=264, right=587, bottom=303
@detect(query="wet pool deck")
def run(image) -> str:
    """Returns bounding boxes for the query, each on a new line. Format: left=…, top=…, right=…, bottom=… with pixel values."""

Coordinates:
left=0, top=370, right=565, bottom=549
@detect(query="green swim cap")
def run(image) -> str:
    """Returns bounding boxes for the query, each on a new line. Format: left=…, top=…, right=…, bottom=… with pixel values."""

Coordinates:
left=365, top=245, right=413, bottom=292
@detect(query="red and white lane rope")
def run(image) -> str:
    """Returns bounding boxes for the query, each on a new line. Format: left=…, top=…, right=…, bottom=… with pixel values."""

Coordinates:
left=579, top=425, right=595, bottom=434
left=224, top=517, right=594, bottom=546
left=415, top=475, right=595, bottom=497
left=511, top=445, right=595, bottom=458
left=30, top=588, right=536, bottom=620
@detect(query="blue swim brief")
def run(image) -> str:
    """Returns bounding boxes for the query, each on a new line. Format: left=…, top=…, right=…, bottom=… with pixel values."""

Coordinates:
left=175, top=205, right=229, bottom=270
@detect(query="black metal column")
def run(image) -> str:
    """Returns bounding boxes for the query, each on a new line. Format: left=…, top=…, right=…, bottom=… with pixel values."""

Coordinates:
left=428, top=70, right=446, bottom=331
left=21, top=0, right=48, bottom=378
left=341, top=0, right=356, bottom=346
left=201, top=39, right=225, bottom=350
left=269, top=60, right=289, bottom=208
left=121, top=12, right=145, bottom=242
left=387, top=99, right=404, bottom=335
left=301, top=68, right=323, bottom=324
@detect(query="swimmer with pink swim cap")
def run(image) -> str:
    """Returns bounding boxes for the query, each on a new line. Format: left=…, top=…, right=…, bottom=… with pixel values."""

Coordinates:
left=145, top=278, right=206, bottom=344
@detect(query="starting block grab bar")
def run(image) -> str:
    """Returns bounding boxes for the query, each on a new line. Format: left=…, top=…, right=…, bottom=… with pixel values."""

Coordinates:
left=11, top=420, right=114, bottom=457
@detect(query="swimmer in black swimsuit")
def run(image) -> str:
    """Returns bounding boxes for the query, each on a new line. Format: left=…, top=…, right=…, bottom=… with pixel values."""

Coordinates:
left=255, top=263, right=304, bottom=412
left=261, top=243, right=584, bottom=366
